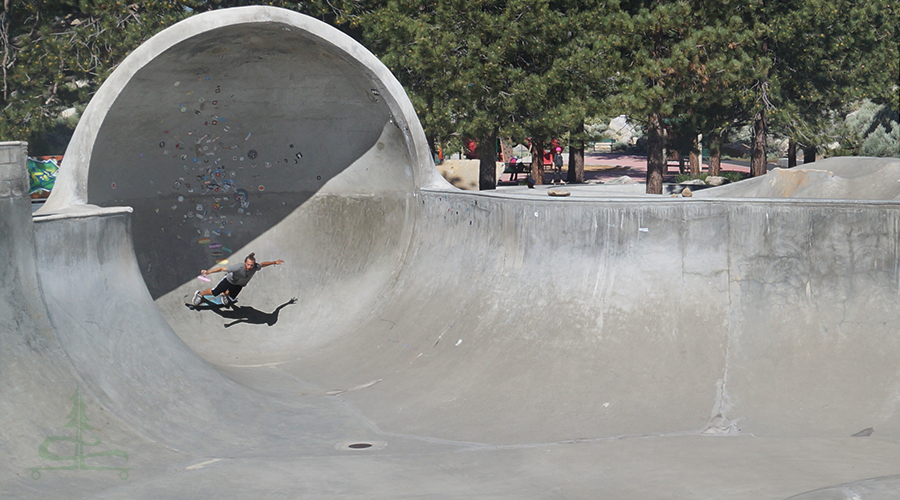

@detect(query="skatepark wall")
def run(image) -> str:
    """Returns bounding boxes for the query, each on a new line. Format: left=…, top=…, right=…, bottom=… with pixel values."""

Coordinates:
left=263, top=191, right=900, bottom=445
left=0, top=142, right=77, bottom=475
left=14, top=6, right=900, bottom=447
left=18, top=168, right=900, bottom=454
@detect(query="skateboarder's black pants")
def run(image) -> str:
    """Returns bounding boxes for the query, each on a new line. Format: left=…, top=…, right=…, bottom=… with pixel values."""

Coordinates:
left=212, top=278, right=244, bottom=299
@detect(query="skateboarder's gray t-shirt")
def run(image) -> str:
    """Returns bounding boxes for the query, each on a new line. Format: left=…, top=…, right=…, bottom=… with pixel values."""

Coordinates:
left=226, top=262, right=261, bottom=286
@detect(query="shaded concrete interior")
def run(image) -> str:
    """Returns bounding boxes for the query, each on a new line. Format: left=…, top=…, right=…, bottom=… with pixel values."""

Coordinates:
left=85, top=20, right=414, bottom=299
left=4, top=7, right=900, bottom=499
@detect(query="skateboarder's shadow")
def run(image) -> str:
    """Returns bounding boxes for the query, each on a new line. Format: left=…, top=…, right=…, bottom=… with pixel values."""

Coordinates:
left=209, top=297, right=298, bottom=327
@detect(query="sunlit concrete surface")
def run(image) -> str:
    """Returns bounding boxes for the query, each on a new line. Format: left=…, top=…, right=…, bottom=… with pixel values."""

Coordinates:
left=3, top=7, right=900, bottom=499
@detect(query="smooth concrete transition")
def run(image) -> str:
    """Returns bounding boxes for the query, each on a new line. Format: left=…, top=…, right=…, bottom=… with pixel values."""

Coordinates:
left=695, top=157, right=900, bottom=200
left=3, top=7, right=900, bottom=499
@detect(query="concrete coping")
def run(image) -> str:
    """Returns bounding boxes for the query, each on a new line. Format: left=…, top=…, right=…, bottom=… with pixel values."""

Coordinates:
left=421, top=187, right=900, bottom=208
left=33, top=204, right=133, bottom=223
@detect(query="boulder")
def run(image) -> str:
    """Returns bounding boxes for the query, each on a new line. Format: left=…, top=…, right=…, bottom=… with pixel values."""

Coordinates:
left=706, top=176, right=729, bottom=186
left=605, top=175, right=637, bottom=185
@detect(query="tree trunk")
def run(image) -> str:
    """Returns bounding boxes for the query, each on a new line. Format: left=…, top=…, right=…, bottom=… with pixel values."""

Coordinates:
left=803, top=144, right=817, bottom=165
left=788, top=139, right=797, bottom=168
left=530, top=139, right=545, bottom=185
left=646, top=113, right=665, bottom=194
left=750, top=109, right=767, bottom=177
left=567, top=121, right=585, bottom=184
left=708, top=132, right=722, bottom=176
left=689, top=134, right=701, bottom=176
left=478, top=135, right=497, bottom=190
left=678, top=151, right=687, bottom=175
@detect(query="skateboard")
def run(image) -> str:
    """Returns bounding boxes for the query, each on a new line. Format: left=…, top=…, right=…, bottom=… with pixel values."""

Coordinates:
left=184, top=293, right=236, bottom=309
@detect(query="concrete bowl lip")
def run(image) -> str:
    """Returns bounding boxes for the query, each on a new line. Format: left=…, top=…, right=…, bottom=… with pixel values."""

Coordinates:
left=38, top=5, right=448, bottom=216
left=421, top=186, right=900, bottom=208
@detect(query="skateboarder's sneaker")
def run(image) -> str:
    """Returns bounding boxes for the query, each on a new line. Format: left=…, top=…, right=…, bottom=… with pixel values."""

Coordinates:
left=192, top=290, right=202, bottom=306
left=221, top=295, right=233, bottom=307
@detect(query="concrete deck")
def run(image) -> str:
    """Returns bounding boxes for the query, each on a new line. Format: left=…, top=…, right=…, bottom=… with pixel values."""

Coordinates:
left=2, top=7, right=900, bottom=499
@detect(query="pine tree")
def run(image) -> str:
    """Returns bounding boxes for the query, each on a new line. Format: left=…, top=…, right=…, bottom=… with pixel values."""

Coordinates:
left=323, top=0, right=617, bottom=188
left=62, top=386, right=99, bottom=469
left=1, top=1, right=308, bottom=153
left=610, top=0, right=765, bottom=192
left=1, top=2, right=187, bottom=151
left=755, top=0, right=897, bottom=165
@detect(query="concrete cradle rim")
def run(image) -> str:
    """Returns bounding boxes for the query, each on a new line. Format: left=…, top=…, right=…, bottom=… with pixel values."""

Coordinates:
left=38, top=5, right=445, bottom=215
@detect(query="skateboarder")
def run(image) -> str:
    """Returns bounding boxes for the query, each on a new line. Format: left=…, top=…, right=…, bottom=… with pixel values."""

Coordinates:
left=192, top=252, right=284, bottom=307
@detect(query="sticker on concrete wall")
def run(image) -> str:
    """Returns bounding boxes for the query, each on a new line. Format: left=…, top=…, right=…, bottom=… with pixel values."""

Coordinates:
left=234, top=189, right=249, bottom=207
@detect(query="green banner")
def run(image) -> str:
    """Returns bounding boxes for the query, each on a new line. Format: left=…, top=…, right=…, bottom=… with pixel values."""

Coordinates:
left=26, top=157, right=60, bottom=196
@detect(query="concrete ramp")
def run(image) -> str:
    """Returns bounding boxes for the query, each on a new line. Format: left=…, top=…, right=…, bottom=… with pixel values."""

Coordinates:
left=696, top=157, right=900, bottom=200
left=4, top=7, right=900, bottom=499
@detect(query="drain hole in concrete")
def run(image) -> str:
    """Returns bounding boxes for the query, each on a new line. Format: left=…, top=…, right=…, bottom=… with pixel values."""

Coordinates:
left=348, top=443, right=372, bottom=449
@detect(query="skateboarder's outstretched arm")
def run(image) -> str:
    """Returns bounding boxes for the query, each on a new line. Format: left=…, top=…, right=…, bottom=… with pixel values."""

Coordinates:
left=200, top=266, right=227, bottom=277
left=200, top=259, right=282, bottom=277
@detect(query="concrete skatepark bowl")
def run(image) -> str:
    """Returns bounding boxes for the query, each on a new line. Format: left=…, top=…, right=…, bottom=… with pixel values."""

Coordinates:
left=3, top=7, right=900, bottom=499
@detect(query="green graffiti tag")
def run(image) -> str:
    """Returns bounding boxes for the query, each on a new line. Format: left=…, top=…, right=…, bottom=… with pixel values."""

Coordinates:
left=28, top=386, right=131, bottom=480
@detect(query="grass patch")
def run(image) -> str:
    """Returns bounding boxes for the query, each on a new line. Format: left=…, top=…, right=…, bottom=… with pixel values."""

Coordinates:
left=718, top=170, right=750, bottom=183
left=675, top=171, right=750, bottom=184
left=674, top=173, right=709, bottom=183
